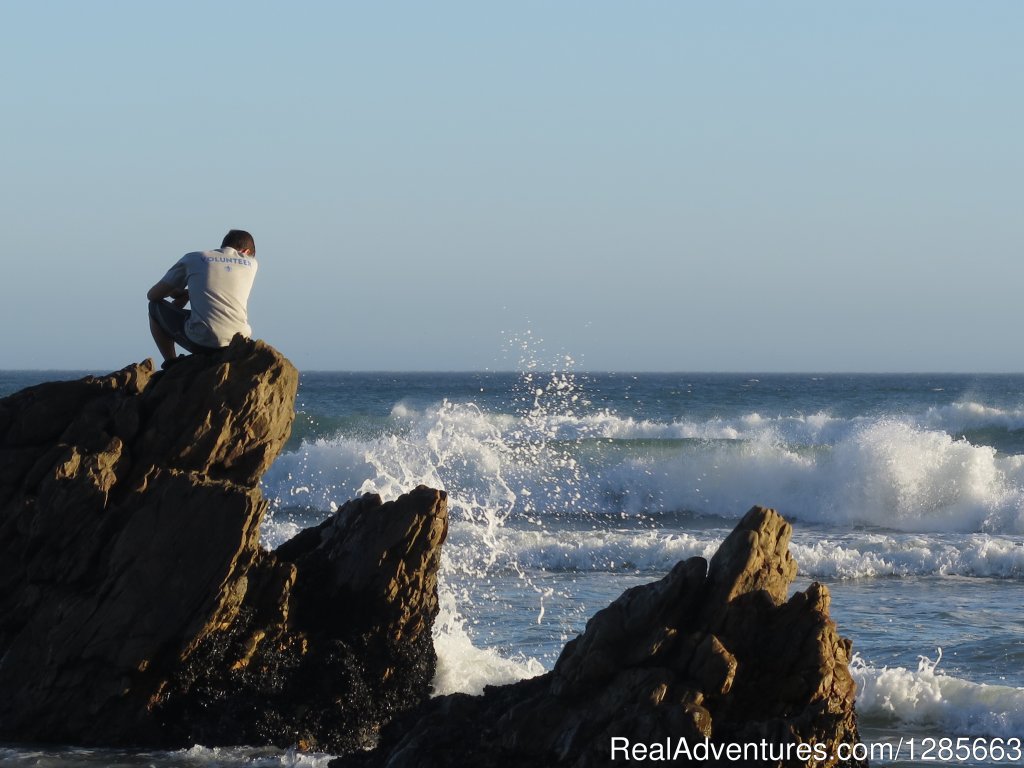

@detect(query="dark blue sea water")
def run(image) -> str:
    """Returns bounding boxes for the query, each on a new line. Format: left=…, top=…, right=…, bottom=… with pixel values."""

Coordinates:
left=2, top=368, right=1023, bottom=767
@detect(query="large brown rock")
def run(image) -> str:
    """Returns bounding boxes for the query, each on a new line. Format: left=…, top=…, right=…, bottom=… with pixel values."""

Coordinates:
left=161, top=485, right=449, bottom=752
left=338, top=507, right=864, bottom=768
left=0, top=337, right=448, bottom=751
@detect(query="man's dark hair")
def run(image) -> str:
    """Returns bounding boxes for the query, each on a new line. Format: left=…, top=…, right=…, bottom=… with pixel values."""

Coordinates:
left=221, top=229, right=256, bottom=254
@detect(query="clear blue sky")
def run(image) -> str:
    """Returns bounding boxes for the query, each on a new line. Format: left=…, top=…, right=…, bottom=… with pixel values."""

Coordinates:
left=1, top=1, right=1021, bottom=371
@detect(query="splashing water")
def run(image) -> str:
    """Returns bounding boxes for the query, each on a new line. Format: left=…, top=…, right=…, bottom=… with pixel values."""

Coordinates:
left=263, top=334, right=609, bottom=690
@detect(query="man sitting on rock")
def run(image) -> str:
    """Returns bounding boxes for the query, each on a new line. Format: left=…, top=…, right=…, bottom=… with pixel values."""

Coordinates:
left=147, top=229, right=258, bottom=368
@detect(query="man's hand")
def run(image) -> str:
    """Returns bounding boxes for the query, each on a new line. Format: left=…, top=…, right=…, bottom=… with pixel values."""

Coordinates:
left=171, top=290, right=189, bottom=309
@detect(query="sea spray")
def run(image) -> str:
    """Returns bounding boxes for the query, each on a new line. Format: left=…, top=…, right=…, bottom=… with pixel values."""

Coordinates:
left=265, top=341, right=606, bottom=684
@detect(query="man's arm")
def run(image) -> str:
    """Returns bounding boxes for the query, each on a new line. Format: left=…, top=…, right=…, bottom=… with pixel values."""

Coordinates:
left=147, top=281, right=189, bottom=307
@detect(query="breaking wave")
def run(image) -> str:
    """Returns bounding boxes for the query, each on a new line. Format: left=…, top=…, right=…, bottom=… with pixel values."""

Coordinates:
left=263, top=398, right=1024, bottom=537
left=853, top=651, right=1024, bottom=739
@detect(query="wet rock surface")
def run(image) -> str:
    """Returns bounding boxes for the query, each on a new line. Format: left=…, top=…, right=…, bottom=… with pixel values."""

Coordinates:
left=336, top=506, right=864, bottom=768
left=0, top=338, right=448, bottom=751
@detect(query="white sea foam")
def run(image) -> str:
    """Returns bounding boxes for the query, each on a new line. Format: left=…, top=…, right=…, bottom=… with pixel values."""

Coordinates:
left=435, top=526, right=1024, bottom=580
left=179, top=745, right=335, bottom=766
left=365, top=399, right=1024, bottom=447
left=922, top=401, right=1024, bottom=435
left=263, top=403, right=1024, bottom=536
left=575, top=400, right=1024, bottom=445
left=0, top=745, right=337, bottom=767
left=791, top=533, right=1024, bottom=579
left=852, top=652, right=1024, bottom=738
left=176, top=745, right=336, bottom=766
left=535, top=408, right=856, bottom=445
left=431, top=589, right=545, bottom=696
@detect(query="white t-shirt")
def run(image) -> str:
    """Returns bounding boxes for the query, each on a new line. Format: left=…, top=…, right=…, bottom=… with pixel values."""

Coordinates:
left=161, top=248, right=258, bottom=347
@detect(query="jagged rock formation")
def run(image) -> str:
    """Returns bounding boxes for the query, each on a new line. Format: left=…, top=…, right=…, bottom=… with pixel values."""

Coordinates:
left=337, top=507, right=864, bottom=768
left=0, top=337, right=448, bottom=751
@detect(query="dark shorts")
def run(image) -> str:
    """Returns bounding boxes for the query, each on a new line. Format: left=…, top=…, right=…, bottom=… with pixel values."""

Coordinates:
left=148, top=300, right=220, bottom=355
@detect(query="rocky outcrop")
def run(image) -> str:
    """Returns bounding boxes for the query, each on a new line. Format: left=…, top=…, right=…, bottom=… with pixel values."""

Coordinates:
left=160, top=486, right=448, bottom=751
left=338, top=507, right=864, bottom=768
left=0, top=337, right=448, bottom=750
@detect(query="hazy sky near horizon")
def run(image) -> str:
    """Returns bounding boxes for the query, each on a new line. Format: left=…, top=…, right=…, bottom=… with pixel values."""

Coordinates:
left=2, top=2, right=1021, bottom=371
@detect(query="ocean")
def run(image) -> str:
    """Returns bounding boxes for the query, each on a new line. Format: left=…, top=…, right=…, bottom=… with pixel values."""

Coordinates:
left=1, top=367, right=1023, bottom=767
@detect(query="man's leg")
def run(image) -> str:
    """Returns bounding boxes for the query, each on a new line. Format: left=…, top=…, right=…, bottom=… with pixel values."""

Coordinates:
left=150, top=315, right=177, bottom=362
